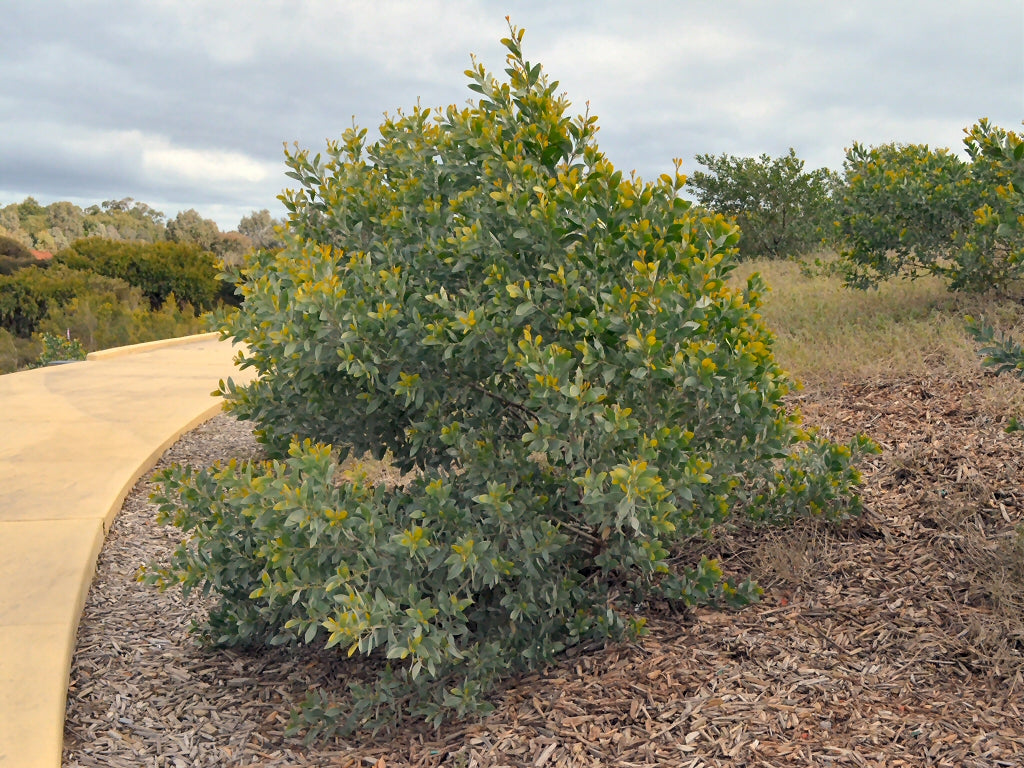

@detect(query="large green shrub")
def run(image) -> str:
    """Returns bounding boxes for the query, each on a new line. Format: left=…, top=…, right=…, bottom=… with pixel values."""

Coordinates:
left=836, top=120, right=1024, bottom=291
left=0, top=264, right=133, bottom=337
left=147, top=26, right=874, bottom=735
left=688, top=149, right=839, bottom=260
left=56, top=237, right=221, bottom=312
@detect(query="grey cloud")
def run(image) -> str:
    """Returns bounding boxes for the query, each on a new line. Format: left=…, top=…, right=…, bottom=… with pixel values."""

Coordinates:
left=3, top=1, right=1021, bottom=229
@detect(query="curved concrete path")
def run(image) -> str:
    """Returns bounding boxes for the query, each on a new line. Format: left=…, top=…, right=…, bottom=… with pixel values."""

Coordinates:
left=0, top=333, right=256, bottom=767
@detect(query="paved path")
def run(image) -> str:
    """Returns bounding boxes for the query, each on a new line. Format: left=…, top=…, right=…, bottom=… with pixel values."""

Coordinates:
left=0, top=333, right=255, bottom=767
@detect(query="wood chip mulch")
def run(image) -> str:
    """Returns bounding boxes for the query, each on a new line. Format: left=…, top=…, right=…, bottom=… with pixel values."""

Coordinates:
left=63, top=373, right=1024, bottom=767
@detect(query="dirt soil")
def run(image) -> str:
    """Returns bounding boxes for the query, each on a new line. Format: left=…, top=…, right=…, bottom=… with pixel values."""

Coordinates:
left=63, top=373, right=1024, bottom=767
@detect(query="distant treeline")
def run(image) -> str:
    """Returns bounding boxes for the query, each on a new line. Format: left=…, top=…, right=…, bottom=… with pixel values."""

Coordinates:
left=0, top=196, right=286, bottom=373
left=0, top=196, right=284, bottom=262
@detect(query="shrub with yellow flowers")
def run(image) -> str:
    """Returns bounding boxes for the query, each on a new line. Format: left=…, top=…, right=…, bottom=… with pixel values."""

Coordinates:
left=145, top=24, right=875, bottom=738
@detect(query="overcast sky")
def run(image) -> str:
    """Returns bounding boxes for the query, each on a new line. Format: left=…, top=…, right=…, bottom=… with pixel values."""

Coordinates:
left=3, top=1, right=1022, bottom=231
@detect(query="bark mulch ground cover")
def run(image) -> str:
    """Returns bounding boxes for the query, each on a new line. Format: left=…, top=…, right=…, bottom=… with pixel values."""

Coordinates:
left=63, top=372, right=1024, bottom=767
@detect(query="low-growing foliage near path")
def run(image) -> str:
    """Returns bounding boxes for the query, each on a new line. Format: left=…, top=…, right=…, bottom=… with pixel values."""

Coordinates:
left=36, top=331, right=86, bottom=365
left=145, top=25, right=874, bottom=737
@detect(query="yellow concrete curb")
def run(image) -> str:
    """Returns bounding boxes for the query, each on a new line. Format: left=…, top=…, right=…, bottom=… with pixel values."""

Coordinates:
left=0, top=335, right=256, bottom=767
left=85, top=330, right=221, bottom=361
left=96, top=398, right=230, bottom=533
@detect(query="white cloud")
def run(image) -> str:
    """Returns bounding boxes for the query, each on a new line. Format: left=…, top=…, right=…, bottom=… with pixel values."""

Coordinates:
left=0, top=119, right=285, bottom=228
left=140, top=139, right=272, bottom=186
left=47, top=126, right=276, bottom=191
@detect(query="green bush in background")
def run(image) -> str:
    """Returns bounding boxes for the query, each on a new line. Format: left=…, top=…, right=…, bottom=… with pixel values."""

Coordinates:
left=0, top=263, right=205, bottom=373
left=687, top=148, right=838, bottom=260
left=836, top=119, right=1023, bottom=291
left=960, top=119, right=1024, bottom=289
left=0, top=264, right=134, bottom=338
left=36, top=291, right=202, bottom=353
left=56, top=237, right=222, bottom=312
left=146, top=26, right=874, bottom=736
left=966, top=123, right=1024, bottom=377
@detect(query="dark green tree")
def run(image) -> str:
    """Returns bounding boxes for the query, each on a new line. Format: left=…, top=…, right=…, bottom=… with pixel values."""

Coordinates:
left=57, top=238, right=221, bottom=312
left=687, top=148, right=838, bottom=260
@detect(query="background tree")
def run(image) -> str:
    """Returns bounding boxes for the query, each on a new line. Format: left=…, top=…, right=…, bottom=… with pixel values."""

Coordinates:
left=0, top=205, right=32, bottom=247
left=165, top=208, right=221, bottom=251
left=46, top=201, right=86, bottom=248
left=16, top=196, right=47, bottom=231
left=237, top=208, right=284, bottom=250
left=835, top=142, right=976, bottom=288
left=0, top=263, right=133, bottom=338
left=37, top=283, right=201, bottom=353
left=83, top=198, right=166, bottom=242
left=214, top=231, right=253, bottom=267
left=57, top=238, right=221, bottom=311
left=0, top=249, right=210, bottom=372
left=32, top=230, right=59, bottom=252
left=0, top=196, right=258, bottom=371
left=687, top=148, right=838, bottom=260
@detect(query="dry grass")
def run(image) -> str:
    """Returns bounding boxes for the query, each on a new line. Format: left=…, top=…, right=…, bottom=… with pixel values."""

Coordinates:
left=337, top=449, right=413, bottom=488
left=730, top=254, right=1024, bottom=389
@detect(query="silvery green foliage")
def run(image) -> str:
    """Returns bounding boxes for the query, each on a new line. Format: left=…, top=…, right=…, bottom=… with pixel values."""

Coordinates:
left=147, top=26, right=874, bottom=737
